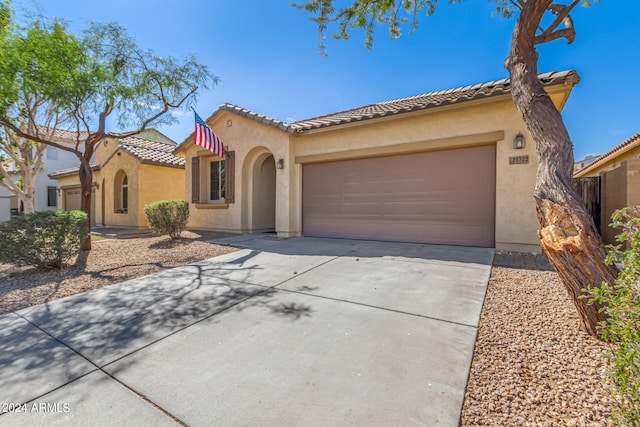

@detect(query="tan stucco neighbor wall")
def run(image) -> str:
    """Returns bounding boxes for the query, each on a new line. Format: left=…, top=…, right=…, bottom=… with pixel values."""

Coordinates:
left=576, top=144, right=640, bottom=179
left=54, top=136, right=185, bottom=228
left=137, top=164, right=185, bottom=227
left=101, top=150, right=140, bottom=227
left=575, top=142, right=640, bottom=244
left=178, top=86, right=575, bottom=252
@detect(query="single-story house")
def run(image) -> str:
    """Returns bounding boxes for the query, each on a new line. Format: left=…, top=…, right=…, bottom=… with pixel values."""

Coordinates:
left=174, top=70, right=580, bottom=253
left=49, top=129, right=185, bottom=228
left=574, top=131, right=640, bottom=245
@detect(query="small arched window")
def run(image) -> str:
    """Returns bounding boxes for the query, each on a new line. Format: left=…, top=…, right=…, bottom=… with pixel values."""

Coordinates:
left=122, top=175, right=128, bottom=212
left=114, top=170, right=129, bottom=213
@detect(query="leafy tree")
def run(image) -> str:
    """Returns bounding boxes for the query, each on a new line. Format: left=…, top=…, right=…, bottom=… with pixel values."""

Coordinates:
left=0, top=4, right=215, bottom=249
left=295, top=0, right=617, bottom=337
left=0, top=1, right=8, bottom=36
left=589, top=207, right=640, bottom=424
left=0, top=122, right=47, bottom=214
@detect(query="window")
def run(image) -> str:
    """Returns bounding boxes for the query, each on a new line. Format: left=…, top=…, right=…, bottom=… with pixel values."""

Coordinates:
left=47, top=147, right=58, bottom=160
left=114, top=170, right=129, bottom=213
left=209, top=160, right=226, bottom=201
left=191, top=151, right=235, bottom=205
left=47, top=186, right=57, bottom=207
left=122, top=175, right=128, bottom=212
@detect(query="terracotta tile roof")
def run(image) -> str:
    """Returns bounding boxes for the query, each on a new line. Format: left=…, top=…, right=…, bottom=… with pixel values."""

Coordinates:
left=48, top=164, right=101, bottom=179
left=174, top=70, right=579, bottom=155
left=35, top=126, right=91, bottom=142
left=117, top=136, right=184, bottom=167
left=49, top=135, right=184, bottom=179
left=290, top=70, right=579, bottom=131
left=574, top=131, right=640, bottom=177
left=217, top=104, right=293, bottom=132
left=49, top=128, right=91, bottom=141
left=216, top=70, right=579, bottom=134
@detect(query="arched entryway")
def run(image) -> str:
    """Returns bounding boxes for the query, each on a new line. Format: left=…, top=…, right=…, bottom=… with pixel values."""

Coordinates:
left=242, top=147, right=276, bottom=233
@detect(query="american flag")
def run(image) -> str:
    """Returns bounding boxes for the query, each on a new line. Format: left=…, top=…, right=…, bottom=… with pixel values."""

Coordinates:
left=193, top=111, right=224, bottom=158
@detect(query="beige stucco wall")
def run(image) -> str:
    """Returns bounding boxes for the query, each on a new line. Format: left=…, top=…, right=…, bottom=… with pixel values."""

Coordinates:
left=576, top=144, right=640, bottom=244
left=100, top=150, right=139, bottom=227
left=179, top=87, right=574, bottom=252
left=55, top=137, right=185, bottom=228
left=137, top=164, right=185, bottom=227
left=292, top=97, right=540, bottom=252
left=180, top=114, right=292, bottom=234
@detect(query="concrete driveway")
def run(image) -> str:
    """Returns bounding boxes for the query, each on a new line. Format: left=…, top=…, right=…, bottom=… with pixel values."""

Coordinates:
left=0, top=236, right=493, bottom=426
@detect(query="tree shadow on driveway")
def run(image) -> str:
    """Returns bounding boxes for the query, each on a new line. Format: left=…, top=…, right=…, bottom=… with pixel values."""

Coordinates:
left=0, top=249, right=314, bottom=408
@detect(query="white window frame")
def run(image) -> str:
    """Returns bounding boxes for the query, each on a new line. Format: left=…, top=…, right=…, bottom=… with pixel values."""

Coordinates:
left=208, top=159, right=226, bottom=202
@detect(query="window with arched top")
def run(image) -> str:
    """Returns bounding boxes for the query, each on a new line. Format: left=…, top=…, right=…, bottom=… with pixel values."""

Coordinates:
left=114, top=170, right=129, bottom=213
left=122, top=175, right=128, bottom=212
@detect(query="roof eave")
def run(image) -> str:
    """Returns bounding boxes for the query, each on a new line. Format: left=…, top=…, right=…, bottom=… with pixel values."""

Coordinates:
left=48, top=164, right=101, bottom=180
left=292, top=70, right=579, bottom=134
left=574, top=132, right=640, bottom=178
left=173, top=104, right=295, bottom=156
left=139, top=159, right=185, bottom=169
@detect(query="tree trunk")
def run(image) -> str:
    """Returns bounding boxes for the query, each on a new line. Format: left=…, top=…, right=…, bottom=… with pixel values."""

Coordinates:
left=507, top=0, right=617, bottom=337
left=15, top=192, right=35, bottom=214
left=21, top=193, right=35, bottom=214
left=21, top=166, right=36, bottom=214
left=78, top=150, right=93, bottom=251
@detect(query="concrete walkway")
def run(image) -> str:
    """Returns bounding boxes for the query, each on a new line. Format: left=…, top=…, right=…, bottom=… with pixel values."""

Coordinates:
left=0, top=236, right=493, bottom=426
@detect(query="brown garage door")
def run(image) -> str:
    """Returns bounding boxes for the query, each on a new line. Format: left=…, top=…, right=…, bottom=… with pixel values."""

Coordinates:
left=302, top=145, right=496, bottom=247
left=64, top=188, right=82, bottom=211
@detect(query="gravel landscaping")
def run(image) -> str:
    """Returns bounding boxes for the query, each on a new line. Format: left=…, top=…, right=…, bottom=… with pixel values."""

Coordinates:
left=0, top=235, right=616, bottom=424
left=461, top=264, right=615, bottom=426
left=0, top=230, right=238, bottom=315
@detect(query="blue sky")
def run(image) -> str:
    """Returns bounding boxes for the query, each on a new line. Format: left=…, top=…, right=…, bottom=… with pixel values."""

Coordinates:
left=15, top=0, right=640, bottom=160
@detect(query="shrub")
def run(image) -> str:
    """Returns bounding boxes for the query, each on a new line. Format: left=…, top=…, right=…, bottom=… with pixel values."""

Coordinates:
left=144, top=199, right=189, bottom=239
left=0, top=210, right=88, bottom=269
left=589, top=206, right=640, bottom=425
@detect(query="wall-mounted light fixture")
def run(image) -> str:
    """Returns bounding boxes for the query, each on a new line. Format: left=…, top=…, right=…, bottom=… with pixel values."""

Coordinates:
left=514, top=132, right=525, bottom=149
left=277, top=158, right=285, bottom=170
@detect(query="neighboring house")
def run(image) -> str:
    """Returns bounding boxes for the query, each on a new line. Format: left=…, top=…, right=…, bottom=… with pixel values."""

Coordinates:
left=0, top=129, right=86, bottom=220
left=0, top=156, right=14, bottom=221
left=0, top=187, right=11, bottom=222
left=49, top=129, right=185, bottom=228
left=174, top=70, right=580, bottom=253
left=574, top=131, right=640, bottom=245
left=574, top=155, right=599, bottom=172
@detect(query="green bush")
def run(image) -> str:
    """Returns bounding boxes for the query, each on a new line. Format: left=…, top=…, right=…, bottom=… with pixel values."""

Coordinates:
left=0, top=210, right=88, bottom=269
left=144, top=199, right=189, bottom=239
left=589, top=206, right=640, bottom=425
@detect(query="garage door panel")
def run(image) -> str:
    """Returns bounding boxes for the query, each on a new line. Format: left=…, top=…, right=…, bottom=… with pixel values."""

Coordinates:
left=304, top=217, right=492, bottom=247
left=302, top=145, right=496, bottom=247
left=65, top=188, right=82, bottom=212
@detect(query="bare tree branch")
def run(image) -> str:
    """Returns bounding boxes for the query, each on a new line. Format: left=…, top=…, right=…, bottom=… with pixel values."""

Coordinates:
left=535, top=0, right=579, bottom=45
left=535, top=27, right=575, bottom=44
left=0, top=119, right=82, bottom=155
